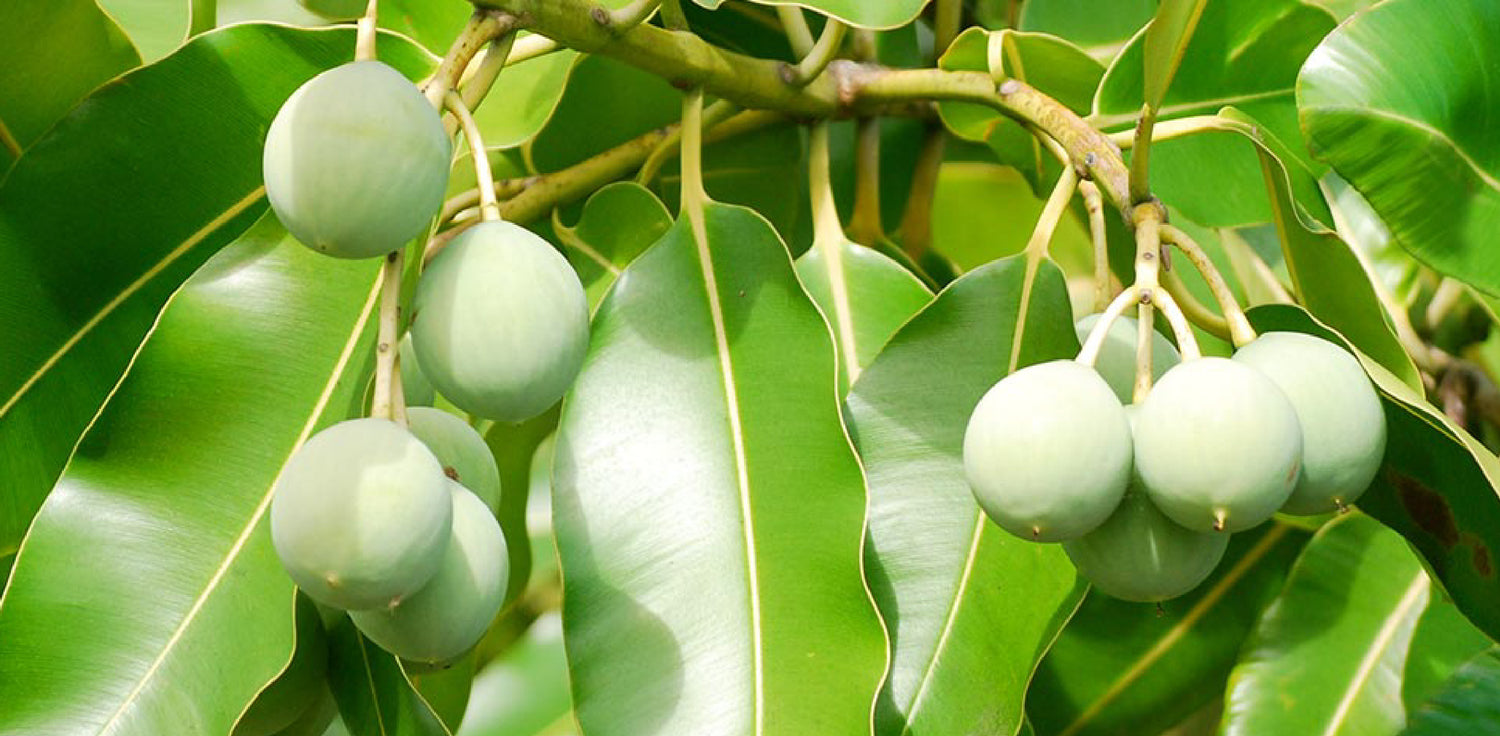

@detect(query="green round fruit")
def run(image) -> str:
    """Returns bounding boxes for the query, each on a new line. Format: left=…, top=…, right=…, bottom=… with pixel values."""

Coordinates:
left=400, top=333, right=436, bottom=407
left=271, top=418, right=452, bottom=610
left=233, top=595, right=328, bottom=736
left=351, top=482, right=509, bottom=664
left=963, top=359, right=1133, bottom=542
left=406, top=407, right=502, bottom=514
left=1063, top=491, right=1228, bottom=602
left=1233, top=332, right=1386, bottom=514
left=1133, top=357, right=1302, bottom=533
left=412, top=221, right=589, bottom=422
left=297, top=0, right=367, bottom=20
left=1075, top=313, right=1180, bottom=403
left=263, top=61, right=450, bottom=259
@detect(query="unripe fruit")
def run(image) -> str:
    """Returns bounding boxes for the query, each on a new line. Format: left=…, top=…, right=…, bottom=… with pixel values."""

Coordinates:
left=412, top=221, right=589, bottom=422
left=1133, top=358, right=1302, bottom=533
left=271, top=418, right=452, bottom=610
left=400, top=333, right=436, bottom=407
left=351, top=482, right=509, bottom=664
left=1232, top=332, right=1386, bottom=514
left=1075, top=314, right=1179, bottom=403
left=263, top=61, right=450, bottom=259
left=406, top=407, right=502, bottom=514
left=1063, top=491, right=1229, bottom=602
left=963, top=360, right=1133, bottom=542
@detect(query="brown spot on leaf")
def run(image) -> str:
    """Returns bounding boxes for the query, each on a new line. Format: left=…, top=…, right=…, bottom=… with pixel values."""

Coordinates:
left=1389, top=469, right=1459, bottom=547
left=1475, top=543, right=1493, bottom=578
left=444, top=466, right=460, bottom=481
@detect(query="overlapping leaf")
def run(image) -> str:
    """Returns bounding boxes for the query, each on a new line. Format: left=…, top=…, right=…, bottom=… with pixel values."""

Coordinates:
left=847, top=254, right=1086, bottom=735
left=1401, top=648, right=1500, bottom=735
left=1297, top=0, right=1500, bottom=295
left=691, top=0, right=925, bottom=31
left=552, top=201, right=888, bottom=734
left=0, top=24, right=430, bottom=559
left=0, top=217, right=383, bottom=735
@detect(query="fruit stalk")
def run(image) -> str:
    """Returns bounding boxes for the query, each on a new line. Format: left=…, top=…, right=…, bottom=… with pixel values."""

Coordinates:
left=446, top=91, right=501, bottom=222
left=1077, top=286, right=1142, bottom=368
left=1160, top=223, right=1256, bottom=346
left=370, top=250, right=408, bottom=425
left=423, top=10, right=517, bottom=109
left=458, top=32, right=519, bottom=115
left=1080, top=179, right=1110, bottom=312
left=355, top=0, right=377, bottom=62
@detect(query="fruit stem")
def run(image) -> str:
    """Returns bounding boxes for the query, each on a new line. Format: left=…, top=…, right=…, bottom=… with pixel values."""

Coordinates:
left=1076, top=285, right=1142, bottom=368
left=1026, top=165, right=1079, bottom=261
left=776, top=6, right=814, bottom=55
left=1161, top=267, right=1231, bottom=341
left=446, top=91, right=501, bottom=222
left=371, top=250, right=408, bottom=425
left=785, top=20, right=847, bottom=86
left=423, top=10, right=517, bottom=109
left=458, top=31, right=519, bottom=115
left=1152, top=287, right=1203, bottom=362
left=355, top=0, right=378, bottom=62
left=1159, top=223, right=1256, bottom=347
left=1080, top=179, right=1112, bottom=313
left=1128, top=103, right=1156, bottom=204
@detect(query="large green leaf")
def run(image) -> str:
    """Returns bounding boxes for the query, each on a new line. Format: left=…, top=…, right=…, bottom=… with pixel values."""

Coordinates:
left=0, top=24, right=430, bottom=560
left=1402, top=595, right=1494, bottom=714
left=1248, top=305, right=1500, bottom=643
left=1014, top=0, right=1154, bottom=59
left=1094, top=0, right=1335, bottom=226
left=1141, top=0, right=1208, bottom=112
left=98, top=0, right=190, bottom=62
left=846, top=254, right=1086, bottom=736
left=0, top=0, right=139, bottom=170
left=930, top=163, right=1094, bottom=275
left=458, top=614, right=574, bottom=736
left=0, top=216, right=383, bottom=734
left=1029, top=523, right=1309, bottom=736
left=552, top=201, right=888, bottom=734
left=795, top=239, right=931, bottom=393
left=1223, top=513, right=1429, bottom=736
left=527, top=54, right=681, bottom=173
left=484, top=406, right=561, bottom=605
left=1401, top=648, right=1500, bottom=736
left=326, top=619, right=450, bottom=736
left=1296, top=0, right=1500, bottom=295
left=555, top=182, right=676, bottom=309
left=473, top=46, right=579, bottom=150
left=692, top=0, right=924, bottom=30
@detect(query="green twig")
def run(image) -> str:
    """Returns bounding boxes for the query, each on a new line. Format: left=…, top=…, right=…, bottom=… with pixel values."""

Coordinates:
left=459, top=31, right=519, bottom=113
left=423, top=10, right=516, bottom=108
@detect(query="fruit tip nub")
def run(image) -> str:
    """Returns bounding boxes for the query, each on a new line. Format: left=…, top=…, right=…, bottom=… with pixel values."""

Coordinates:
left=1212, top=511, right=1226, bottom=532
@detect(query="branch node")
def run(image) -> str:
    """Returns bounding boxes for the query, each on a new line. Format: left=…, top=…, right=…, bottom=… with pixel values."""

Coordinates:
left=778, top=62, right=798, bottom=85
left=998, top=79, right=1021, bottom=96
left=590, top=5, right=611, bottom=26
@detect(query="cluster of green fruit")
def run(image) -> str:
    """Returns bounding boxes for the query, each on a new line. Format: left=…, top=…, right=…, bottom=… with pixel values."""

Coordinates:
left=963, top=317, right=1386, bottom=602
left=259, top=60, right=589, bottom=661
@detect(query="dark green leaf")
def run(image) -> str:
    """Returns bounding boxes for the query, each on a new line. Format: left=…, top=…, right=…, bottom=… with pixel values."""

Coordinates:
left=1402, top=596, right=1494, bottom=714
left=1401, top=648, right=1500, bottom=736
left=1223, top=514, right=1429, bottom=736
left=552, top=201, right=888, bottom=733
left=0, top=0, right=139, bottom=170
left=693, top=0, right=925, bottom=30
left=1296, top=0, right=1500, bottom=295
left=1248, top=305, right=1500, bottom=644
left=847, top=254, right=1086, bottom=735
left=0, top=24, right=430, bottom=558
left=0, top=217, right=383, bottom=735
left=527, top=54, right=680, bottom=173
left=327, top=619, right=449, bottom=736
left=1029, top=523, right=1309, bottom=736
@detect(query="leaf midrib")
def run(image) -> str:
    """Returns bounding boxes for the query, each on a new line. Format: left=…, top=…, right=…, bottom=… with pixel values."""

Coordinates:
left=1317, top=572, right=1428, bottom=736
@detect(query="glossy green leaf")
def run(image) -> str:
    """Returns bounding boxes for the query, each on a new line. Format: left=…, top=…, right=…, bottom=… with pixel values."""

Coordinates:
left=1223, top=513, right=1429, bottom=736
left=98, top=0, right=189, bottom=62
left=1142, top=0, right=1208, bottom=111
left=1029, top=523, right=1310, bottom=736
left=409, top=655, right=477, bottom=733
left=554, top=182, right=674, bottom=309
left=938, top=28, right=1104, bottom=190
left=527, top=54, right=680, bottom=173
left=930, top=163, right=1093, bottom=275
left=1248, top=305, right=1500, bottom=644
left=654, top=124, right=808, bottom=246
left=795, top=239, right=931, bottom=394
left=1402, top=596, right=1494, bottom=714
left=377, top=0, right=471, bottom=55
left=1014, top=0, right=1154, bottom=58
left=1094, top=0, right=1335, bottom=226
left=484, top=406, right=561, bottom=605
left=552, top=201, right=888, bottom=734
left=0, top=216, right=383, bottom=735
left=846, top=254, right=1086, bottom=736
left=458, top=614, right=574, bottom=736
left=473, top=46, right=580, bottom=150
left=1401, top=648, right=1500, bottom=736
left=1296, top=0, right=1500, bottom=295
left=0, top=24, right=430, bottom=560
left=326, top=619, right=449, bottom=736
left=0, top=0, right=139, bottom=170
left=692, top=0, right=925, bottom=30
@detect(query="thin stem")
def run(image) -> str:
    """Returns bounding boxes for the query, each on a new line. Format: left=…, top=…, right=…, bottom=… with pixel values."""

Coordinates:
left=658, top=0, right=688, bottom=30
left=1128, top=104, right=1156, bottom=204
left=1079, top=180, right=1111, bottom=312
left=355, top=0, right=378, bottom=61
left=1110, top=115, right=1227, bottom=148
left=424, top=11, right=515, bottom=108
left=371, top=251, right=407, bottom=425
left=1159, top=223, right=1255, bottom=346
left=1132, top=212, right=1163, bottom=402
left=460, top=32, right=519, bottom=113
left=507, top=34, right=561, bottom=64
left=1026, top=167, right=1080, bottom=259
left=1152, top=288, right=1204, bottom=361
left=679, top=87, right=707, bottom=208
left=607, top=0, right=661, bottom=28
left=447, top=91, right=501, bottom=222
left=1219, top=227, right=1293, bottom=305
left=635, top=99, right=738, bottom=185
left=1077, top=286, right=1143, bottom=367
left=849, top=117, right=883, bottom=245
left=1426, top=278, right=1465, bottom=332
left=808, top=123, right=844, bottom=243
left=896, top=125, right=945, bottom=258
left=1162, top=267, right=1232, bottom=341
left=786, top=21, right=847, bottom=85
left=776, top=6, right=815, bottom=55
